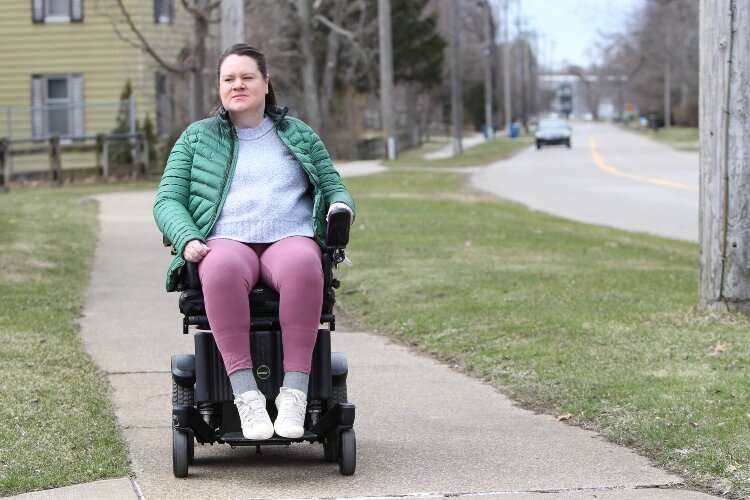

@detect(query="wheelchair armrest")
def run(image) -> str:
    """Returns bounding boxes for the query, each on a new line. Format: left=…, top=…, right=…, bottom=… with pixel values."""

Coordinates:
left=183, top=261, right=202, bottom=290
left=326, top=206, right=351, bottom=249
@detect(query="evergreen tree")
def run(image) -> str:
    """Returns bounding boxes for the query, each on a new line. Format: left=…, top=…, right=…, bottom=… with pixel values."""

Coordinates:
left=391, top=0, right=445, bottom=87
left=111, top=81, right=134, bottom=164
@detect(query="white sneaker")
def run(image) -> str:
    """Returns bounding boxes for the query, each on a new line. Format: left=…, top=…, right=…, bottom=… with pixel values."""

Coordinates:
left=234, top=390, right=274, bottom=440
left=274, top=387, right=307, bottom=438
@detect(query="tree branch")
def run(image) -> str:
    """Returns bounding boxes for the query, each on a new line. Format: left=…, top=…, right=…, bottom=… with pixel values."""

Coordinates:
left=180, top=0, right=219, bottom=19
left=313, top=14, right=355, bottom=39
left=114, top=0, right=185, bottom=74
left=110, top=20, right=145, bottom=51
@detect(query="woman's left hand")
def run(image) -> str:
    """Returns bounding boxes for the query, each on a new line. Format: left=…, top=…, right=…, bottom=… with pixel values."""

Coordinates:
left=327, top=202, right=353, bottom=223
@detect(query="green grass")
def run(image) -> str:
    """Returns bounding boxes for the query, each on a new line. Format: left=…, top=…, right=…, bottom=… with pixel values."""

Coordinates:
left=1, top=140, right=746, bottom=498
left=338, top=169, right=750, bottom=498
left=0, top=181, right=154, bottom=495
left=386, top=135, right=533, bottom=168
left=622, top=125, right=699, bottom=151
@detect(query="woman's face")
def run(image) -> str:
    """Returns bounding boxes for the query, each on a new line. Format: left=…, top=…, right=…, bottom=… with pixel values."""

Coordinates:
left=219, top=54, right=269, bottom=121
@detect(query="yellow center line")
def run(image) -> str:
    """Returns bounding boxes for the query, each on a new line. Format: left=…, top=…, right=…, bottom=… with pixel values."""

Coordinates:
left=588, top=136, right=698, bottom=192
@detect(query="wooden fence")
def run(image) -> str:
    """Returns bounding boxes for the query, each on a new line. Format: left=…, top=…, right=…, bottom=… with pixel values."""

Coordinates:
left=0, top=133, right=150, bottom=192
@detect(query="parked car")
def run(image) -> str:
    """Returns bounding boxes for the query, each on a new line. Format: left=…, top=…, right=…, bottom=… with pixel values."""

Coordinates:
left=535, top=119, right=571, bottom=149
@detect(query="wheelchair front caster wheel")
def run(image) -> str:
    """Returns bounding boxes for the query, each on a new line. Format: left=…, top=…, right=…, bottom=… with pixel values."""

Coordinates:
left=172, top=430, right=191, bottom=478
left=338, top=428, right=356, bottom=475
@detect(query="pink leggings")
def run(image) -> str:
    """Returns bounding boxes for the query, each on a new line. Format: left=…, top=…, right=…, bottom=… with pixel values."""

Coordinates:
left=197, top=237, right=323, bottom=375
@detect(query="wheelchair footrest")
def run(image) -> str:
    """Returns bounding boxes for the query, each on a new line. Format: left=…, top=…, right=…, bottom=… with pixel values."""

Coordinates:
left=173, top=405, right=216, bottom=445
left=220, top=431, right=317, bottom=445
left=311, top=402, right=355, bottom=437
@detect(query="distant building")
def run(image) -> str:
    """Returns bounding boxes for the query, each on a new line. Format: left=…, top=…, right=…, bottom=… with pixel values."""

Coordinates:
left=539, top=74, right=627, bottom=121
left=538, top=75, right=590, bottom=119
left=0, top=0, right=193, bottom=149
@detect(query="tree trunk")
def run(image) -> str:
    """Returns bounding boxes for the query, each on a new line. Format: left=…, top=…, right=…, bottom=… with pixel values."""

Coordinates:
left=449, top=0, right=462, bottom=154
left=699, top=0, right=750, bottom=311
left=220, top=0, right=245, bottom=52
left=320, top=0, right=345, bottom=139
left=379, top=0, right=396, bottom=159
left=297, top=0, right=322, bottom=131
left=192, top=8, right=208, bottom=121
left=404, top=83, right=419, bottom=146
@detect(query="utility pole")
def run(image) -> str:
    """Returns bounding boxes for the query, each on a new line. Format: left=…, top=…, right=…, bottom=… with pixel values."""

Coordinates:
left=450, top=0, right=463, bottom=154
left=192, top=0, right=208, bottom=121
left=699, top=0, right=750, bottom=312
left=378, top=0, right=396, bottom=160
left=502, top=0, right=512, bottom=134
left=482, top=0, right=494, bottom=139
left=221, top=0, right=245, bottom=51
left=664, top=24, right=672, bottom=128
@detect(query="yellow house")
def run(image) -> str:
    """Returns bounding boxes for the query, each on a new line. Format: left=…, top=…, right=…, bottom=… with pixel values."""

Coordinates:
left=0, top=0, right=196, bottom=173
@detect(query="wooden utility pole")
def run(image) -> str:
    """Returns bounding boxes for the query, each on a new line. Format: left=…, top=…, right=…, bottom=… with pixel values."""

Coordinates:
left=482, top=0, right=494, bottom=138
left=699, top=0, right=750, bottom=312
left=664, top=25, right=672, bottom=129
left=378, top=0, right=396, bottom=160
left=221, top=0, right=245, bottom=51
left=450, top=0, right=463, bottom=154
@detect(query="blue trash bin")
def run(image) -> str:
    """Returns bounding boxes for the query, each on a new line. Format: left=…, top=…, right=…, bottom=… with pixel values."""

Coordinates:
left=509, top=122, right=521, bottom=138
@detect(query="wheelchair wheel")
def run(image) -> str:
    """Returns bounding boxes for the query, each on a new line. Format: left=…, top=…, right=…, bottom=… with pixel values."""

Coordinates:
left=323, top=433, right=338, bottom=462
left=172, top=430, right=190, bottom=478
left=172, top=380, right=195, bottom=407
left=187, top=430, right=195, bottom=464
left=338, top=428, right=356, bottom=475
left=328, top=380, right=347, bottom=410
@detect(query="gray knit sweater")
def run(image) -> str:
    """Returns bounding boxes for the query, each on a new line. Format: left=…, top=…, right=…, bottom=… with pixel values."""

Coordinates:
left=207, top=116, right=314, bottom=243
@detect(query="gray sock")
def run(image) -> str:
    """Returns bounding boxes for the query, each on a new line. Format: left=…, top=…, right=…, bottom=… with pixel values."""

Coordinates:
left=229, top=368, right=258, bottom=397
left=282, top=371, right=309, bottom=395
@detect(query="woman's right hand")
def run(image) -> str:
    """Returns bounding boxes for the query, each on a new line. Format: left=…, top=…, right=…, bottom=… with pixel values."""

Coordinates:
left=183, top=240, right=211, bottom=263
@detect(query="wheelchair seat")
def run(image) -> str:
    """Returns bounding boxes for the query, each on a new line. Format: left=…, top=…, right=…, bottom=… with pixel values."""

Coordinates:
left=176, top=255, right=337, bottom=334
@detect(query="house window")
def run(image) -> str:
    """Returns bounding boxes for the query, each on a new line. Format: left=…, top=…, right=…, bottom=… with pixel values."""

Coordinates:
left=31, top=74, right=85, bottom=139
left=154, top=0, right=173, bottom=24
left=155, top=71, right=174, bottom=136
left=32, top=0, right=84, bottom=23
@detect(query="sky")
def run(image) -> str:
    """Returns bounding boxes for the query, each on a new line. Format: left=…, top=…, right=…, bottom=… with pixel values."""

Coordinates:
left=505, top=0, right=645, bottom=69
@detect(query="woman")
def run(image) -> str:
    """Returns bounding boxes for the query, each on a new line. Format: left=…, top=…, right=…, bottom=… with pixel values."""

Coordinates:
left=153, top=44, right=355, bottom=440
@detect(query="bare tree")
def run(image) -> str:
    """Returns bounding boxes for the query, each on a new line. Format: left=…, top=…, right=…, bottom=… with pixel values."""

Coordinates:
left=595, top=0, right=699, bottom=126
left=245, top=0, right=375, bottom=139
left=108, top=0, right=220, bottom=121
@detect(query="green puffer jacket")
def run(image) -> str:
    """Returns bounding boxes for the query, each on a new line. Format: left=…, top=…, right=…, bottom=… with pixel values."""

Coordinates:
left=153, top=105, right=356, bottom=292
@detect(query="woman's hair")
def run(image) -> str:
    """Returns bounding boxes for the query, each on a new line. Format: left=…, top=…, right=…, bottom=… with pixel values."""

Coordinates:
left=216, top=43, right=277, bottom=110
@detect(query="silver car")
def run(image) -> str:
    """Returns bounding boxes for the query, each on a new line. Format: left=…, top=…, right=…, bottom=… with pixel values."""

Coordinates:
left=535, top=119, right=571, bottom=149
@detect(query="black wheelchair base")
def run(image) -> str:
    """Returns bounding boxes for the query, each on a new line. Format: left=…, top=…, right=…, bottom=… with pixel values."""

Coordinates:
left=170, top=328, right=356, bottom=477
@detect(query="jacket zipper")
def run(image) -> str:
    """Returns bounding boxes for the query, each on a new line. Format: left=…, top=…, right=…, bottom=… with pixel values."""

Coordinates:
left=204, top=125, right=238, bottom=237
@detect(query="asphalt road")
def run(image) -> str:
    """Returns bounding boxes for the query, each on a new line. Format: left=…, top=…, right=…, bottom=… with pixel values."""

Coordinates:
left=471, top=122, right=699, bottom=242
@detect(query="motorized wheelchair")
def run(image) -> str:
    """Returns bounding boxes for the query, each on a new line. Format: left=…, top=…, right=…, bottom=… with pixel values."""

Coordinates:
left=165, top=207, right=355, bottom=478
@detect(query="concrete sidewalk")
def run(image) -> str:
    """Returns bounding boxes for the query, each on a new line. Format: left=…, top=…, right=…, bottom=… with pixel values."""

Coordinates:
left=12, top=162, right=720, bottom=499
